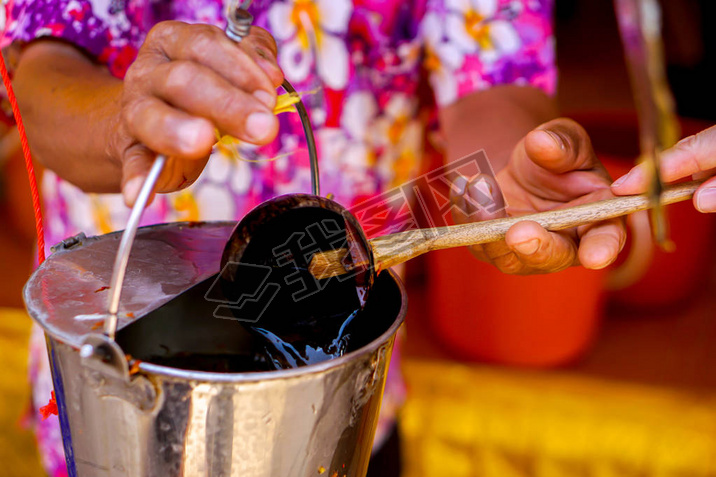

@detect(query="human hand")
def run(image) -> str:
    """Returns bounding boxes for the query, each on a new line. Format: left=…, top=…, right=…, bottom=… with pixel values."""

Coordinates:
left=116, top=21, right=284, bottom=206
left=451, top=118, right=626, bottom=274
left=611, top=125, right=716, bottom=213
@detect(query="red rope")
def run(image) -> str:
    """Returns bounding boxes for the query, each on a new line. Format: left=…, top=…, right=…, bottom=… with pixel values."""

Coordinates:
left=1, top=53, right=46, bottom=263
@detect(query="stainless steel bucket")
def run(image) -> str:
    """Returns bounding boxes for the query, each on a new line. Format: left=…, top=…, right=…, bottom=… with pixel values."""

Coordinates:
left=24, top=221, right=406, bottom=477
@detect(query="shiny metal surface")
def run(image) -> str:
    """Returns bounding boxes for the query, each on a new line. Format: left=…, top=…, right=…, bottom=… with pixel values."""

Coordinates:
left=27, top=222, right=406, bottom=477
left=24, top=222, right=233, bottom=348
left=225, top=0, right=254, bottom=42
left=106, top=154, right=167, bottom=337
left=281, top=80, right=320, bottom=195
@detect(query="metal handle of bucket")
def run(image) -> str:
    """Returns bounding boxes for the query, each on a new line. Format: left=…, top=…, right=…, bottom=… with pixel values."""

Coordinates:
left=105, top=154, right=168, bottom=339
left=80, top=154, right=167, bottom=381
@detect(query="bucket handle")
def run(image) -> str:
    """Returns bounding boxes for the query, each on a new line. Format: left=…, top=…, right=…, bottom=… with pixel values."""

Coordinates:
left=105, top=154, right=167, bottom=339
left=79, top=154, right=167, bottom=382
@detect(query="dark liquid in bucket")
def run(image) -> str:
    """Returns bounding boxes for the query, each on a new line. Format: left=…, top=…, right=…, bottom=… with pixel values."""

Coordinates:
left=117, top=207, right=376, bottom=372
left=115, top=271, right=395, bottom=373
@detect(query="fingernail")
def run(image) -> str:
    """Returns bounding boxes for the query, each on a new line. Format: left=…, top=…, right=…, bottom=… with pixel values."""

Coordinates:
left=245, top=111, right=274, bottom=142
left=123, top=176, right=144, bottom=207
left=696, top=187, right=716, bottom=212
left=513, top=238, right=540, bottom=255
left=611, top=170, right=632, bottom=188
left=255, top=47, right=269, bottom=60
left=589, top=248, right=616, bottom=270
left=542, top=130, right=565, bottom=150
left=253, top=90, right=276, bottom=109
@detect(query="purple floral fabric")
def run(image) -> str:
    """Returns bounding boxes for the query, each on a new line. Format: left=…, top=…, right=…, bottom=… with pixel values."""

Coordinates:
left=2, top=1, right=556, bottom=475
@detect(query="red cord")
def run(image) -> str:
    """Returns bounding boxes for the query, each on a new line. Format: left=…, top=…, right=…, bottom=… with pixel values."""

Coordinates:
left=1, top=54, right=46, bottom=263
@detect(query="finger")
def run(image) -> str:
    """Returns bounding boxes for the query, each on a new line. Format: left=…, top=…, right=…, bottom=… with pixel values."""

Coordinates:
left=154, top=153, right=208, bottom=194
left=151, top=60, right=278, bottom=144
left=694, top=175, right=716, bottom=213
left=121, top=145, right=208, bottom=207
left=449, top=173, right=507, bottom=265
left=123, top=95, right=216, bottom=158
left=502, top=220, right=579, bottom=273
left=693, top=166, right=716, bottom=181
left=662, top=128, right=716, bottom=180
left=576, top=218, right=626, bottom=269
left=121, top=143, right=157, bottom=207
left=612, top=126, right=716, bottom=195
left=450, top=173, right=505, bottom=224
left=517, top=119, right=612, bottom=201
left=526, top=118, right=606, bottom=175
left=239, top=26, right=284, bottom=88
left=146, top=21, right=278, bottom=106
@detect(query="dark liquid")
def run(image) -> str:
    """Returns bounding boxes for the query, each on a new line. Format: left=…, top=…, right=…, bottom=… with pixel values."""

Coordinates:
left=116, top=206, right=376, bottom=373
left=115, top=271, right=398, bottom=373
left=215, top=205, right=372, bottom=370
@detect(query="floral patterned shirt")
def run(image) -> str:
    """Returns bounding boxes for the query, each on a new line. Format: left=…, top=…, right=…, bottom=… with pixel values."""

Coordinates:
left=2, top=0, right=555, bottom=475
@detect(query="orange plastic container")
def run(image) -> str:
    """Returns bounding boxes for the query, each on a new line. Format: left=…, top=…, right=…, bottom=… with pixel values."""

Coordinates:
left=425, top=247, right=607, bottom=366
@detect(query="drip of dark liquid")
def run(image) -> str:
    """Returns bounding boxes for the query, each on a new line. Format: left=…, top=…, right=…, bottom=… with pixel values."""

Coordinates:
left=116, top=204, right=375, bottom=373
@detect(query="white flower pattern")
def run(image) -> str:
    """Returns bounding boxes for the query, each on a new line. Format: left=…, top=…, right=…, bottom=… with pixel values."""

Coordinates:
left=422, top=11, right=463, bottom=105
left=268, top=0, right=352, bottom=90
left=446, top=0, right=520, bottom=63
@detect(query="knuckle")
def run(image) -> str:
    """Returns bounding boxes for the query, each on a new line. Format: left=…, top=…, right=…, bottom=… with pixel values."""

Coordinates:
left=163, top=61, right=197, bottom=96
left=675, top=133, right=699, bottom=152
left=146, top=20, right=179, bottom=46
left=190, top=24, right=224, bottom=55
left=673, top=133, right=707, bottom=171
left=215, top=92, right=244, bottom=123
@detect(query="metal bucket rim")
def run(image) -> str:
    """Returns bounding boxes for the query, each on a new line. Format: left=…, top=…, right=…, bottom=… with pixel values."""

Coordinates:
left=133, top=269, right=406, bottom=383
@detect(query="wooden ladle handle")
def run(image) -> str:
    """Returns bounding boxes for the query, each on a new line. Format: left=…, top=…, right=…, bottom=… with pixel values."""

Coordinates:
left=309, top=180, right=703, bottom=279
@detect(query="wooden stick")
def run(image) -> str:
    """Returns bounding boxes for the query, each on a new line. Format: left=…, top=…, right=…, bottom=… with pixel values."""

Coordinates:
left=308, top=180, right=704, bottom=279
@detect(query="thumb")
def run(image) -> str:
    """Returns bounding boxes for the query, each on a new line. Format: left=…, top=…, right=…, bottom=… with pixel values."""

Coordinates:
left=121, top=143, right=157, bottom=208
left=524, top=118, right=600, bottom=174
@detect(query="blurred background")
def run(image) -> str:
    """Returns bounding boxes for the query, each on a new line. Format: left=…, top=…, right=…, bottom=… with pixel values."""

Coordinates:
left=2, top=0, right=716, bottom=476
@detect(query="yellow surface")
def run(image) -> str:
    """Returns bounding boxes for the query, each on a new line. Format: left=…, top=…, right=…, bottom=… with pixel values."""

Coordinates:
left=401, top=360, right=716, bottom=477
left=0, top=308, right=46, bottom=477
left=5, top=307, right=716, bottom=477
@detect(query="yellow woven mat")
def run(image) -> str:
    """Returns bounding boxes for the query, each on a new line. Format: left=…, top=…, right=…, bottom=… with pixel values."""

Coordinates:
left=400, top=359, right=716, bottom=477
left=0, top=308, right=46, bottom=477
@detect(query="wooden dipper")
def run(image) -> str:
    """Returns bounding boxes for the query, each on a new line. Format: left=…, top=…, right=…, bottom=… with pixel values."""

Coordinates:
left=308, top=180, right=704, bottom=279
